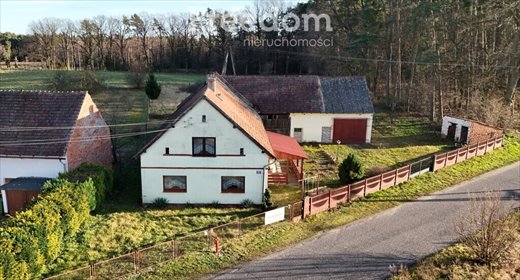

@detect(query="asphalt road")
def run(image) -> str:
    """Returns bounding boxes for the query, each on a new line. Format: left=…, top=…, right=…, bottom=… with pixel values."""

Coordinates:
left=212, top=162, right=520, bottom=280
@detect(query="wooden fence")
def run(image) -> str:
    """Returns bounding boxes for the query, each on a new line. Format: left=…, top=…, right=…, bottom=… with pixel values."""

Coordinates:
left=433, top=136, right=503, bottom=171
left=302, top=135, right=505, bottom=218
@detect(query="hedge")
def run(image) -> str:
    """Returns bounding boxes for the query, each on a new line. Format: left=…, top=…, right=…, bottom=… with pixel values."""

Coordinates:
left=0, top=164, right=112, bottom=279
left=0, top=179, right=92, bottom=279
left=57, top=163, right=113, bottom=210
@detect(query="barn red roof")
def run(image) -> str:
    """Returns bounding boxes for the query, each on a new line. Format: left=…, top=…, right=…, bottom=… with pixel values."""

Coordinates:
left=267, top=131, right=307, bottom=160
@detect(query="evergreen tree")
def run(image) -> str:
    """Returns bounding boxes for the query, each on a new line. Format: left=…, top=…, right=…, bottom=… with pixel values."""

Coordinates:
left=338, top=153, right=365, bottom=185
left=145, top=73, right=161, bottom=100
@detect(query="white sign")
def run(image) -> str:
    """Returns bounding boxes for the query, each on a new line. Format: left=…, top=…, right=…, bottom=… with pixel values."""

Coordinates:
left=264, top=207, right=285, bottom=225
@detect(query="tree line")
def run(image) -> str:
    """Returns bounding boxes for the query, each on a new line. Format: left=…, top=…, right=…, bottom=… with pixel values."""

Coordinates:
left=0, top=0, right=518, bottom=126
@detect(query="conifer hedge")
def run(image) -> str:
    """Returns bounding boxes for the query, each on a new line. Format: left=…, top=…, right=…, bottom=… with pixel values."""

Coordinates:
left=0, top=164, right=112, bottom=279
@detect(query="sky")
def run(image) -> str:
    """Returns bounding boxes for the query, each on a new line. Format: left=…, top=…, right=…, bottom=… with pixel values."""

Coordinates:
left=0, top=0, right=301, bottom=34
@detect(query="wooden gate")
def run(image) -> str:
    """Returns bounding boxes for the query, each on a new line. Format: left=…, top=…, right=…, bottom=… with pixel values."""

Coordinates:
left=332, top=119, right=367, bottom=144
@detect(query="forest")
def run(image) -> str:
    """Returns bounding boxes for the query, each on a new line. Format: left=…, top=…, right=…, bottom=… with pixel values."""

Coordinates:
left=0, top=0, right=518, bottom=127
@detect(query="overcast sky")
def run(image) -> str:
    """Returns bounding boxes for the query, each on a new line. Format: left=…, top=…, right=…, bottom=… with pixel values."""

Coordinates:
left=0, top=0, right=301, bottom=34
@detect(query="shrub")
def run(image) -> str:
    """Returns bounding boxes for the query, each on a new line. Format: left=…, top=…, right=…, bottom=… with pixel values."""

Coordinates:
left=211, top=200, right=220, bottom=208
left=58, top=163, right=113, bottom=210
left=262, top=189, right=273, bottom=211
left=0, top=178, right=92, bottom=278
left=240, top=199, right=255, bottom=209
left=145, top=73, right=161, bottom=100
left=338, top=153, right=365, bottom=185
left=151, top=197, right=169, bottom=208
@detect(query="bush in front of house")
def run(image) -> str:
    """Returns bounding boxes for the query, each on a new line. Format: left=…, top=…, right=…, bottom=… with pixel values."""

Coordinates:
left=151, top=197, right=169, bottom=208
left=0, top=178, right=93, bottom=279
left=262, top=189, right=273, bottom=211
left=338, top=153, right=365, bottom=185
left=58, top=163, right=113, bottom=210
left=240, top=199, right=255, bottom=209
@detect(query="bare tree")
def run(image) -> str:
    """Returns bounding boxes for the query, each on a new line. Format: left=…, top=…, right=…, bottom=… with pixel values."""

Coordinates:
left=456, top=191, right=517, bottom=268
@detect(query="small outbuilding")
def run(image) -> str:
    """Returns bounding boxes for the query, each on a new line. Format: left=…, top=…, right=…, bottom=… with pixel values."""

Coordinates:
left=0, top=177, right=50, bottom=215
left=441, top=116, right=503, bottom=144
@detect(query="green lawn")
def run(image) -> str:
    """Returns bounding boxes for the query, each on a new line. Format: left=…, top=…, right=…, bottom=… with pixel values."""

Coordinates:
left=0, top=70, right=204, bottom=90
left=134, top=132, right=520, bottom=280
left=303, top=113, right=452, bottom=187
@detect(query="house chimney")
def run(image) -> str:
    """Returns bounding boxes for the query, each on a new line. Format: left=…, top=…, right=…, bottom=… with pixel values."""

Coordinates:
left=207, top=73, right=216, bottom=92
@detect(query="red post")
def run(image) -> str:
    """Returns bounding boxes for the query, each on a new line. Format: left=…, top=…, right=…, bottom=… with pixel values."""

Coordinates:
left=215, top=236, right=220, bottom=256
left=347, top=184, right=351, bottom=202
left=408, top=165, right=412, bottom=181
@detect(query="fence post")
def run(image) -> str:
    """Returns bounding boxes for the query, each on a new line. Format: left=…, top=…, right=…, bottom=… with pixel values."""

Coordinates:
left=172, top=240, right=176, bottom=259
left=394, top=169, right=398, bottom=186
left=363, top=179, right=367, bottom=197
left=90, top=264, right=94, bottom=278
left=328, top=190, right=332, bottom=209
left=408, top=165, right=412, bottom=180
left=237, top=220, right=241, bottom=236
left=134, top=251, right=138, bottom=273
left=347, top=185, right=351, bottom=202
left=289, top=204, right=294, bottom=221
left=379, top=174, right=383, bottom=190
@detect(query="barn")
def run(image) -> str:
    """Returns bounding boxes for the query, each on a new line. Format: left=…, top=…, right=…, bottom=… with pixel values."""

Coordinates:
left=221, top=75, right=374, bottom=143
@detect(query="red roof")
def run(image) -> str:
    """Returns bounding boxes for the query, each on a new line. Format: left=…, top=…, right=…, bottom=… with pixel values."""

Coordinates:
left=267, top=131, right=308, bottom=159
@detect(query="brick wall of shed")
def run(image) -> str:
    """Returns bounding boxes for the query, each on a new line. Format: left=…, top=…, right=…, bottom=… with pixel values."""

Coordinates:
left=66, top=94, right=113, bottom=170
left=468, top=122, right=503, bottom=144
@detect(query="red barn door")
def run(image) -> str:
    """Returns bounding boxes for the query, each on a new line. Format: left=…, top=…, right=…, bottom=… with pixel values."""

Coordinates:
left=332, top=119, right=367, bottom=144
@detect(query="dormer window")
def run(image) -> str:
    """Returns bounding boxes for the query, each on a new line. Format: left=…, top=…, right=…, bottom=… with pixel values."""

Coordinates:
left=202, top=115, right=206, bottom=122
left=192, top=137, right=216, bottom=156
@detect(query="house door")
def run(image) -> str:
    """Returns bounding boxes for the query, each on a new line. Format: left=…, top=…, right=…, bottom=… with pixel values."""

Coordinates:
left=447, top=123, right=457, bottom=141
left=321, top=126, right=331, bottom=143
left=460, top=126, right=469, bottom=144
left=293, top=128, right=303, bottom=142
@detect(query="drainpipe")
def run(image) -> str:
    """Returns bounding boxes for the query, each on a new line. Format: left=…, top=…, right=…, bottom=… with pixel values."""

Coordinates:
left=59, top=158, right=67, bottom=173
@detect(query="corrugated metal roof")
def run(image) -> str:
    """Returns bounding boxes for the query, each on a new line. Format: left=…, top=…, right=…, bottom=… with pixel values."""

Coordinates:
left=267, top=131, right=308, bottom=159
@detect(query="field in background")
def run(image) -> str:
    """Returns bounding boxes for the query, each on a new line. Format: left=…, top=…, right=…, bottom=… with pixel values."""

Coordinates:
left=0, top=70, right=204, bottom=89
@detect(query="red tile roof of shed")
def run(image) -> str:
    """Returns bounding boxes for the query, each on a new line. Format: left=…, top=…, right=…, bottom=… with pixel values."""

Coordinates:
left=267, top=131, right=308, bottom=159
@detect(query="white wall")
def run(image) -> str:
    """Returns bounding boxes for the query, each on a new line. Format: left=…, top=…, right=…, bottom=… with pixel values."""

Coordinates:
left=289, top=113, right=373, bottom=143
left=140, top=99, right=270, bottom=204
left=0, top=157, right=66, bottom=185
left=441, top=116, right=472, bottom=141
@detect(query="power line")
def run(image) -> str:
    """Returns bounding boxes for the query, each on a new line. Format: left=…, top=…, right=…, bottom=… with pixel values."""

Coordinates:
left=244, top=46, right=519, bottom=70
left=0, top=119, right=174, bottom=132
left=0, top=127, right=168, bottom=147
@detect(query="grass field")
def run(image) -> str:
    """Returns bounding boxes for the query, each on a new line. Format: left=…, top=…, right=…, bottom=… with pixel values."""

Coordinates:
left=134, top=132, right=520, bottom=280
left=0, top=70, right=204, bottom=90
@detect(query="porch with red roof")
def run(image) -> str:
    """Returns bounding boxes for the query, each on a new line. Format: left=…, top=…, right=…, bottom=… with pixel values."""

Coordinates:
left=266, top=131, right=308, bottom=185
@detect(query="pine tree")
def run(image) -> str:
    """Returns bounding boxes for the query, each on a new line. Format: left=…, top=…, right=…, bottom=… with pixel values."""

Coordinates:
left=338, top=153, right=365, bottom=185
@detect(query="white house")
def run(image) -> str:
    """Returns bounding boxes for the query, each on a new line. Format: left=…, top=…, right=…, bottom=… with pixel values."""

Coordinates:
left=222, top=75, right=374, bottom=143
left=137, top=76, right=278, bottom=205
left=0, top=90, right=113, bottom=214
